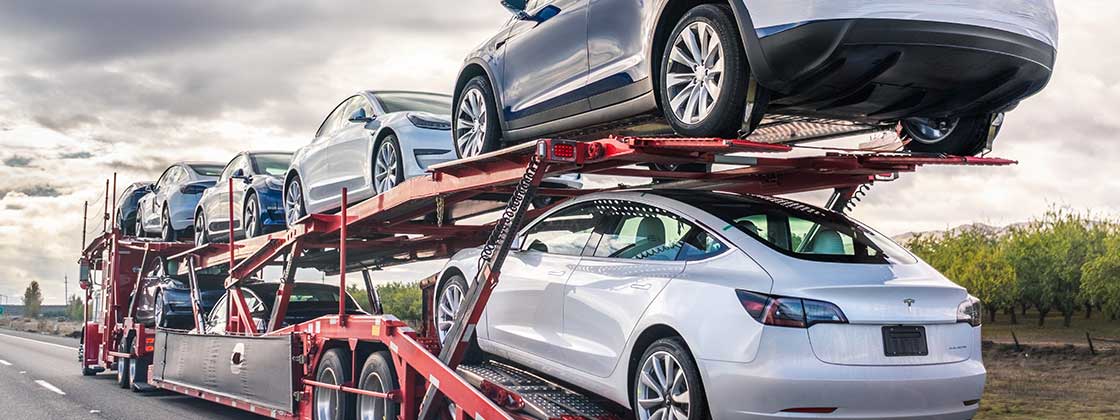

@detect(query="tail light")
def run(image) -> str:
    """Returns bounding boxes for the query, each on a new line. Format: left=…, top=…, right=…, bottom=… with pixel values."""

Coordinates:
left=957, top=296, right=982, bottom=327
left=551, top=142, right=577, bottom=160
left=736, top=290, right=847, bottom=328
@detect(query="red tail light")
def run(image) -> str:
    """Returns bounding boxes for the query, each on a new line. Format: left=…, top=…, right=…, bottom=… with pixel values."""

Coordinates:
left=736, top=290, right=847, bottom=328
left=552, top=143, right=576, bottom=160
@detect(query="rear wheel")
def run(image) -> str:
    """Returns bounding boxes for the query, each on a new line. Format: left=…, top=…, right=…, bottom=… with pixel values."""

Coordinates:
left=160, top=207, right=176, bottom=242
left=373, top=135, right=405, bottom=194
left=313, top=348, right=354, bottom=420
left=453, top=76, right=501, bottom=159
left=901, top=114, right=1001, bottom=156
left=154, top=291, right=169, bottom=328
left=357, top=351, right=400, bottom=420
left=285, top=175, right=307, bottom=226
left=116, top=356, right=131, bottom=389
left=633, top=338, right=706, bottom=420
left=659, top=4, right=750, bottom=139
left=434, top=274, right=483, bottom=363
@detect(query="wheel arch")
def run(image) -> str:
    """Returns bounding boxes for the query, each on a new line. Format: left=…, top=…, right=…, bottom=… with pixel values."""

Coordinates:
left=454, top=61, right=507, bottom=131
left=625, top=323, right=692, bottom=401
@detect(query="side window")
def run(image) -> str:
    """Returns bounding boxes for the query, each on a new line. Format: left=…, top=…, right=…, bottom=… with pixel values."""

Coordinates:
left=219, top=156, right=242, bottom=182
left=155, top=168, right=173, bottom=190
left=316, top=98, right=352, bottom=138
left=592, top=202, right=728, bottom=261
left=521, top=203, right=602, bottom=256
left=208, top=295, right=228, bottom=332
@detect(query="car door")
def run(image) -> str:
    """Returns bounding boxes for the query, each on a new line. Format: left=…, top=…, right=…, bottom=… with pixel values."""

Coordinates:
left=302, top=98, right=350, bottom=210
left=586, top=0, right=652, bottom=108
left=486, top=202, right=603, bottom=361
left=230, top=155, right=255, bottom=234
left=500, top=0, right=591, bottom=130
left=559, top=201, right=693, bottom=377
left=209, top=155, right=242, bottom=235
left=328, top=96, right=377, bottom=202
left=148, top=166, right=181, bottom=230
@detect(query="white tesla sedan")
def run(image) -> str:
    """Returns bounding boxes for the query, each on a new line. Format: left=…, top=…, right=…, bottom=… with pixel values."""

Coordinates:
left=435, top=190, right=985, bottom=420
left=284, top=91, right=459, bottom=224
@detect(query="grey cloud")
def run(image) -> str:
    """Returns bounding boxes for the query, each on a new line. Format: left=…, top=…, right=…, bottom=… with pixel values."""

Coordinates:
left=59, top=151, right=94, bottom=159
left=3, top=155, right=33, bottom=167
left=1, top=184, right=63, bottom=198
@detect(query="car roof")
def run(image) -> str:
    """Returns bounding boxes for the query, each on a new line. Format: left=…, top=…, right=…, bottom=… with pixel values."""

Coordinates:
left=363, top=90, right=452, bottom=98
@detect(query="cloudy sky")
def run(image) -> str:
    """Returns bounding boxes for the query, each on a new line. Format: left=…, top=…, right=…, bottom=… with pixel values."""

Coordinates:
left=0, top=0, right=1116, bottom=304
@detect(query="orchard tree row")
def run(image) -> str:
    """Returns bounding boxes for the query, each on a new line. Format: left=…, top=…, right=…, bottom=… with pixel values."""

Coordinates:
left=907, top=209, right=1120, bottom=327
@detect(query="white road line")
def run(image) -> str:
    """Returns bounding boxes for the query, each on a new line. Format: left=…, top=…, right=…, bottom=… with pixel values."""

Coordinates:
left=0, top=359, right=12, bottom=366
left=0, top=332, right=74, bottom=350
left=35, top=379, right=66, bottom=395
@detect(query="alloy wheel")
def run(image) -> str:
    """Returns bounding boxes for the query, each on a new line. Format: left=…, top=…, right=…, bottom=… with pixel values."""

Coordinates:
left=195, top=214, right=206, bottom=246
left=161, top=209, right=173, bottom=241
left=315, top=367, right=340, bottom=420
left=636, top=351, right=690, bottom=420
left=373, top=141, right=400, bottom=194
left=902, top=117, right=960, bottom=144
left=245, top=198, right=258, bottom=238
left=436, top=283, right=464, bottom=343
left=285, top=179, right=304, bottom=226
left=455, top=88, right=488, bottom=158
left=666, top=21, right=724, bottom=125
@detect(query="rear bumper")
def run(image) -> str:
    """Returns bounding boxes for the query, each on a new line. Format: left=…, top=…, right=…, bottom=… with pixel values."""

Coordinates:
left=699, top=328, right=985, bottom=420
left=736, top=17, right=1055, bottom=122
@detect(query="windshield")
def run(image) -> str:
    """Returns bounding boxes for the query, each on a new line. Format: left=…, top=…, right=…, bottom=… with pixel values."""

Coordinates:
left=246, top=283, right=362, bottom=313
left=188, top=164, right=224, bottom=177
left=250, top=153, right=292, bottom=176
left=374, top=92, right=452, bottom=115
left=660, top=191, right=916, bottom=264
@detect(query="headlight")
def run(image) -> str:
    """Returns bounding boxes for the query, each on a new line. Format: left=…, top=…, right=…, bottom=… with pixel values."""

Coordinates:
left=408, top=114, right=452, bottom=131
left=957, top=296, right=982, bottom=327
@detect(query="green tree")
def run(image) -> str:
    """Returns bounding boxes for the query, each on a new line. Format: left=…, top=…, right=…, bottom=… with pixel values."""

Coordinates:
left=347, top=282, right=422, bottom=322
left=1004, top=223, right=1055, bottom=326
left=909, top=228, right=1016, bottom=323
left=1082, top=227, right=1120, bottom=320
left=66, top=295, right=85, bottom=321
left=22, top=281, right=43, bottom=318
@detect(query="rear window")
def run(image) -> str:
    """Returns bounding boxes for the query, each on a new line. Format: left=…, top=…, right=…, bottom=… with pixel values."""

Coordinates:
left=189, top=164, right=223, bottom=177
left=660, top=192, right=916, bottom=264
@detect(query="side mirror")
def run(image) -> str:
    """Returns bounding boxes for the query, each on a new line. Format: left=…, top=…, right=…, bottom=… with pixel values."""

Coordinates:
left=231, top=168, right=248, bottom=180
left=348, top=108, right=374, bottom=124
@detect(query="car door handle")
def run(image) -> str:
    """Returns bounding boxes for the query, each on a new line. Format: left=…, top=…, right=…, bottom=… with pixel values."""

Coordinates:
left=630, top=282, right=652, bottom=290
left=547, top=270, right=566, bottom=276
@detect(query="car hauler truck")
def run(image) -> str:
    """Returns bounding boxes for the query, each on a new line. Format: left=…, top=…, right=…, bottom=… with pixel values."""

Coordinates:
left=78, top=136, right=1013, bottom=420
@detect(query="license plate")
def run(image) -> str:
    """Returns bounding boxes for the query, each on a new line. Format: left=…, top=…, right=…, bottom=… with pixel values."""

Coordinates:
left=882, top=326, right=929, bottom=357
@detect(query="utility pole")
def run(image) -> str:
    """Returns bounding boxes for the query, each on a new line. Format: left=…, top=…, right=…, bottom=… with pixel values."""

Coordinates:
left=65, top=275, right=69, bottom=303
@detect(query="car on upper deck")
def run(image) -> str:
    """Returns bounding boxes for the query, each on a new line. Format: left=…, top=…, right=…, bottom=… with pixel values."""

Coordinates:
left=194, top=151, right=292, bottom=245
left=136, top=161, right=223, bottom=241
left=115, top=181, right=153, bottom=236
left=452, top=0, right=1057, bottom=158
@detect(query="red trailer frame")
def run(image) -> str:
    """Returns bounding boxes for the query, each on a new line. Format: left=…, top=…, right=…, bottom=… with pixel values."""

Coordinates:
left=80, top=136, right=1014, bottom=419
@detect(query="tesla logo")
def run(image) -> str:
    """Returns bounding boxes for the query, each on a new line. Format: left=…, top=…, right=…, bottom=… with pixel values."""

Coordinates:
left=903, top=298, right=916, bottom=312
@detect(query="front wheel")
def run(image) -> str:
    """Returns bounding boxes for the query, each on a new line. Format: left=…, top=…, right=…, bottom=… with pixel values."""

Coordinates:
left=194, top=211, right=209, bottom=246
left=373, top=135, right=405, bottom=194
left=633, top=338, right=707, bottom=420
left=659, top=4, right=750, bottom=139
left=244, top=194, right=262, bottom=239
left=453, top=76, right=501, bottom=159
left=434, top=274, right=483, bottom=363
left=901, top=114, right=1002, bottom=156
left=160, top=207, right=176, bottom=242
left=129, top=357, right=149, bottom=392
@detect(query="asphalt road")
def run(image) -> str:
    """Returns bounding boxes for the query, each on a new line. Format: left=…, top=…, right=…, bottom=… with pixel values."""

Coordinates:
left=0, top=328, right=265, bottom=420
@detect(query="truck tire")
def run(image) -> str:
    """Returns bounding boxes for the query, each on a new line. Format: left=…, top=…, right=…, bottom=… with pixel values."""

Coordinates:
left=130, top=356, right=149, bottom=392
left=313, top=348, right=354, bottom=420
left=357, top=351, right=400, bottom=420
left=116, top=357, right=131, bottom=389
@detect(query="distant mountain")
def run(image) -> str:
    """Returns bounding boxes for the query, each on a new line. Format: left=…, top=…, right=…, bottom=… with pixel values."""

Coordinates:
left=891, top=222, right=1030, bottom=245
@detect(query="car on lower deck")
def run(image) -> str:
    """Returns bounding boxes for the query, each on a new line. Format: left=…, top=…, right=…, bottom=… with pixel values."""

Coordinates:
left=195, top=151, right=292, bottom=245
left=133, top=272, right=226, bottom=330
left=453, top=0, right=1057, bottom=157
left=434, top=190, right=985, bottom=420
left=136, top=162, right=224, bottom=241
left=202, top=282, right=367, bottom=334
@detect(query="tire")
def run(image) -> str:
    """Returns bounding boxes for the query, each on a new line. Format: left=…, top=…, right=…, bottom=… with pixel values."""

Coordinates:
left=160, top=207, right=176, bottom=242
left=902, top=114, right=999, bottom=156
left=434, top=274, right=483, bottom=363
left=285, top=175, right=307, bottom=227
left=357, top=351, right=400, bottom=420
left=194, top=211, right=209, bottom=246
left=116, top=356, right=131, bottom=389
left=373, top=134, right=405, bottom=194
left=79, top=344, right=96, bottom=376
left=313, top=348, right=354, bottom=420
left=632, top=337, right=707, bottom=420
left=244, top=193, right=262, bottom=239
left=135, top=211, right=146, bottom=238
left=659, top=4, right=750, bottom=139
left=453, top=76, right=501, bottom=159
left=129, top=357, right=149, bottom=392
left=154, top=291, right=169, bottom=329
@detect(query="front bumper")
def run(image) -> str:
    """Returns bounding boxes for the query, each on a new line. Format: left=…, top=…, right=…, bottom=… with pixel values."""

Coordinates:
left=700, top=328, right=985, bottom=420
left=739, top=16, right=1055, bottom=122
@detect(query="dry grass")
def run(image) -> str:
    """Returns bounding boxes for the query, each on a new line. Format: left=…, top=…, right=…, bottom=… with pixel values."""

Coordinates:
left=0, top=316, right=83, bottom=337
left=978, top=343, right=1120, bottom=419
left=982, top=310, right=1120, bottom=350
